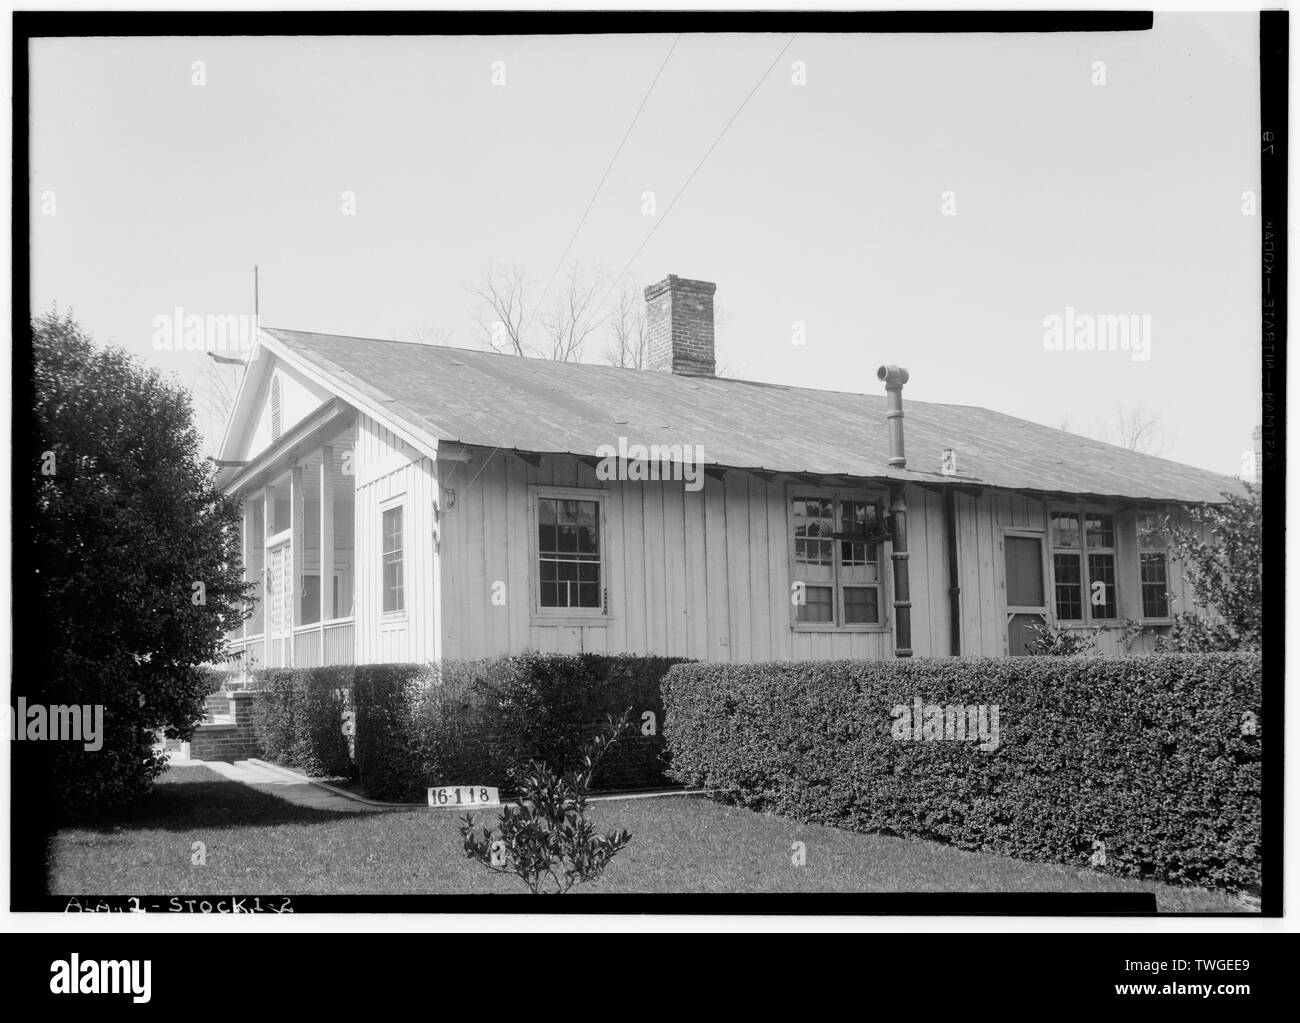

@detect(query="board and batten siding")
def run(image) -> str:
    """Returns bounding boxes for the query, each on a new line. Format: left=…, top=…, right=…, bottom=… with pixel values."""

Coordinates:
left=953, top=491, right=1200, bottom=656
left=352, top=413, right=440, bottom=664
left=435, top=448, right=1205, bottom=662
left=436, top=450, right=951, bottom=661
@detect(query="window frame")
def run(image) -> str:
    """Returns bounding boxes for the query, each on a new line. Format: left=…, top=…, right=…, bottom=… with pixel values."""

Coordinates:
left=379, top=497, right=406, bottom=619
left=1136, top=508, right=1174, bottom=624
left=786, top=485, right=890, bottom=633
left=528, top=486, right=610, bottom=623
left=1047, top=503, right=1121, bottom=625
left=1002, top=528, right=1050, bottom=615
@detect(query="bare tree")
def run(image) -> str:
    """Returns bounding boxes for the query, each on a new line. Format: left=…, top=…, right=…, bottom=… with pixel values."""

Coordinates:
left=605, top=280, right=648, bottom=369
left=191, top=354, right=247, bottom=458
left=411, top=324, right=455, bottom=347
left=539, top=264, right=606, bottom=363
left=470, top=262, right=607, bottom=362
left=1111, top=406, right=1170, bottom=455
left=712, top=300, right=736, bottom=378
left=470, top=263, right=529, bottom=356
left=198, top=357, right=241, bottom=422
left=1054, top=405, right=1170, bottom=456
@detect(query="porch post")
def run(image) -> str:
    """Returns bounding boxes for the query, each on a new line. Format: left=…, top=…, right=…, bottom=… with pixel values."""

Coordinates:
left=240, top=498, right=250, bottom=648
left=291, top=465, right=304, bottom=666
left=320, top=445, right=334, bottom=663
left=262, top=485, right=272, bottom=668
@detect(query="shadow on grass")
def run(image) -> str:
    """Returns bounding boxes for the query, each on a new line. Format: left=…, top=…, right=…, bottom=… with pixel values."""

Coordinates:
left=69, top=766, right=364, bottom=834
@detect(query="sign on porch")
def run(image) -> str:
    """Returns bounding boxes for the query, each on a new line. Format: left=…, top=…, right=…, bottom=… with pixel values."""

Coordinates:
left=428, top=786, right=500, bottom=809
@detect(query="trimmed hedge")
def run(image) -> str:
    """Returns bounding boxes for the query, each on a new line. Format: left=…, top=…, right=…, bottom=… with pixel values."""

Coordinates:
left=249, top=654, right=687, bottom=802
left=250, top=666, right=352, bottom=778
left=352, top=653, right=686, bottom=801
left=663, top=653, right=1261, bottom=894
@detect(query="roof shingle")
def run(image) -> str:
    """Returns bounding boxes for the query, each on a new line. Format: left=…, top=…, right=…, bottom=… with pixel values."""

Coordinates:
left=265, top=328, right=1241, bottom=504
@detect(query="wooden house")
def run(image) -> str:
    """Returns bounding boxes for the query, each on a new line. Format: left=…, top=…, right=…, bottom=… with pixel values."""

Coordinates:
left=216, top=274, right=1239, bottom=670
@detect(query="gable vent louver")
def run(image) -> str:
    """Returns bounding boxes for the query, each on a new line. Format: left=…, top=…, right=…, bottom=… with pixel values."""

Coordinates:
left=271, top=376, right=282, bottom=441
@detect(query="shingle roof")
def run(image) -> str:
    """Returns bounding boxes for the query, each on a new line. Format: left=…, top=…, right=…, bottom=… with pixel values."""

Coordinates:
left=265, top=328, right=1241, bottom=504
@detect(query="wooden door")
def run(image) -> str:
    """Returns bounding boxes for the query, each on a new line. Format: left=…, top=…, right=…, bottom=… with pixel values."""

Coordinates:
left=266, top=541, right=292, bottom=666
left=1004, top=533, right=1046, bottom=656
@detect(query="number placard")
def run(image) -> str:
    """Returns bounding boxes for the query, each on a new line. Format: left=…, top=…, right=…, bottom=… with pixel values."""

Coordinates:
left=428, top=785, right=500, bottom=809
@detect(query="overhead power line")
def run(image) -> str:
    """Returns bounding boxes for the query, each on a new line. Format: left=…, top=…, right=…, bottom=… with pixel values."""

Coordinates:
left=519, top=33, right=683, bottom=342
left=590, top=33, right=798, bottom=321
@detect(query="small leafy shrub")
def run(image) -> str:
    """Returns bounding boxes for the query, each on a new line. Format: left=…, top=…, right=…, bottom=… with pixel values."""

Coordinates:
left=1025, top=621, right=1098, bottom=655
left=459, top=714, right=633, bottom=893
left=664, top=653, right=1261, bottom=894
left=1118, top=618, right=1162, bottom=651
left=1160, top=484, right=1261, bottom=652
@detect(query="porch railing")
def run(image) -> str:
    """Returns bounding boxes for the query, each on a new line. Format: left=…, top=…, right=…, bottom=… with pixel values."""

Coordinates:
left=227, top=620, right=354, bottom=671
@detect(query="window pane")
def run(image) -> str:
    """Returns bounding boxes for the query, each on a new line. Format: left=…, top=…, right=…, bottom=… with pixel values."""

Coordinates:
left=383, top=554, right=403, bottom=613
left=1051, top=513, right=1080, bottom=549
left=793, top=497, right=834, bottom=568
left=1087, top=553, right=1117, bottom=618
left=1141, top=552, right=1169, bottom=618
left=538, top=497, right=601, bottom=609
left=797, top=585, right=834, bottom=623
left=1005, top=536, right=1044, bottom=607
left=1053, top=552, right=1082, bottom=620
left=1138, top=513, right=1166, bottom=548
left=1085, top=513, right=1115, bottom=549
left=382, top=508, right=402, bottom=554
left=843, top=586, right=879, bottom=624
left=382, top=507, right=403, bottom=613
left=839, top=500, right=878, bottom=567
left=576, top=501, right=599, bottom=553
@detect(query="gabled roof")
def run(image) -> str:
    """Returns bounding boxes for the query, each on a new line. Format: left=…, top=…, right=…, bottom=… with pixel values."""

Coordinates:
left=259, top=327, right=1242, bottom=505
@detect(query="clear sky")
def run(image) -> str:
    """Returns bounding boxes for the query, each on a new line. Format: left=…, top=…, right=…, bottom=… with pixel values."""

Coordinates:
left=29, top=14, right=1261, bottom=473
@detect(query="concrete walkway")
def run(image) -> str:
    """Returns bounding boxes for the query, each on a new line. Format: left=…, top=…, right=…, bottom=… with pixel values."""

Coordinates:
left=192, top=758, right=391, bottom=813
left=173, top=750, right=706, bottom=811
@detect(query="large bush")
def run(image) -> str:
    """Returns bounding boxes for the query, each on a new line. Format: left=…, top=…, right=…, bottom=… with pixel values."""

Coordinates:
left=22, top=310, right=250, bottom=859
left=663, top=654, right=1261, bottom=894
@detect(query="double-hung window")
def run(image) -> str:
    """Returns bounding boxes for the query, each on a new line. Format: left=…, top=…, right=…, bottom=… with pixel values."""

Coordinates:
left=791, top=493, right=884, bottom=627
left=1137, top=512, right=1171, bottom=620
left=533, top=488, right=605, bottom=614
left=1050, top=508, right=1118, bottom=623
left=382, top=505, right=404, bottom=614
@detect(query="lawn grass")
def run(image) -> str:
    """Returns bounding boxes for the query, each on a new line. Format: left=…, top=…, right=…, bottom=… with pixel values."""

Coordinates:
left=49, top=765, right=1251, bottom=911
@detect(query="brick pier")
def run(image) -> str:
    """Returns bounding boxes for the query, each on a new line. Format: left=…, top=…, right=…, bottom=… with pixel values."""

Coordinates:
left=190, top=691, right=263, bottom=762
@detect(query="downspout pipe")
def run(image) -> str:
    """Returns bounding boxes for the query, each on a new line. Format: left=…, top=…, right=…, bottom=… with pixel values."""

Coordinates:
left=944, top=486, right=961, bottom=656
left=877, top=365, right=912, bottom=658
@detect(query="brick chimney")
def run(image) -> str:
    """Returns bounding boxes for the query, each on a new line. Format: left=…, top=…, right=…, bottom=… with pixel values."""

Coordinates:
left=644, top=275, right=716, bottom=376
